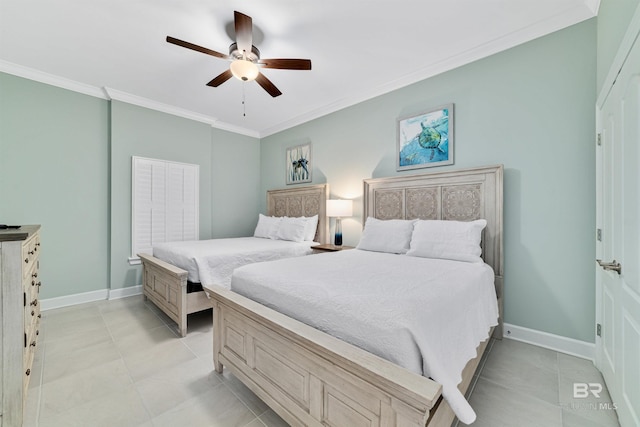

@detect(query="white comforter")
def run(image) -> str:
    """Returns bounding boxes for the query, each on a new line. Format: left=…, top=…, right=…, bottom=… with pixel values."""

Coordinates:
left=230, top=249, right=498, bottom=424
left=152, top=237, right=316, bottom=287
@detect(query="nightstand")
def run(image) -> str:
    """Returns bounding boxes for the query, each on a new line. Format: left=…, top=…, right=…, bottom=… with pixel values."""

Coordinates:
left=312, top=244, right=355, bottom=254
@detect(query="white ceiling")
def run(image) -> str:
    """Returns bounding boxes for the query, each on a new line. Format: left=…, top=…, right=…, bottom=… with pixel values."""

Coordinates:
left=0, top=0, right=598, bottom=138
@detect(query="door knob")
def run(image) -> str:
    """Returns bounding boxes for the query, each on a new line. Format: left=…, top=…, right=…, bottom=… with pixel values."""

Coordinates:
left=597, top=259, right=622, bottom=274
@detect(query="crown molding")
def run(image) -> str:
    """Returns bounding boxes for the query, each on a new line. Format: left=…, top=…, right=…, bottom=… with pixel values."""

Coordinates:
left=0, top=62, right=259, bottom=138
left=596, top=1, right=640, bottom=107
left=104, top=88, right=260, bottom=137
left=585, top=0, right=601, bottom=15
left=2, top=2, right=597, bottom=140
left=104, top=87, right=217, bottom=124
left=260, top=3, right=597, bottom=137
left=0, top=60, right=108, bottom=99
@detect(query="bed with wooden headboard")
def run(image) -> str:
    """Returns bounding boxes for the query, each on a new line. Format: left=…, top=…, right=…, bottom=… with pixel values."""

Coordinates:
left=138, top=184, right=329, bottom=337
left=203, top=165, right=503, bottom=426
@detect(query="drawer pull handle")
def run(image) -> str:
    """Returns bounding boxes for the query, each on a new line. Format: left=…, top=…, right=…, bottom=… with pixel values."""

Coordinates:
left=32, top=280, right=36, bottom=286
left=37, top=314, right=41, bottom=319
left=30, top=341, right=36, bottom=347
left=31, top=310, right=35, bottom=316
left=25, top=369, right=31, bottom=376
left=29, top=250, right=34, bottom=255
left=37, top=282, right=42, bottom=287
left=36, top=330, right=39, bottom=335
left=24, top=258, right=29, bottom=264
left=32, top=272, right=38, bottom=278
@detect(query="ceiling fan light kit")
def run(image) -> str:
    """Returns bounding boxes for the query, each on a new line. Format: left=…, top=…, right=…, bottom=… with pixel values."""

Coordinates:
left=166, top=10, right=311, bottom=97
left=230, top=59, right=259, bottom=81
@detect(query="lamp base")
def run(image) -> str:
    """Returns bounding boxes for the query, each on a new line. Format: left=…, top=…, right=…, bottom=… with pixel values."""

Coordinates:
left=334, top=217, right=343, bottom=246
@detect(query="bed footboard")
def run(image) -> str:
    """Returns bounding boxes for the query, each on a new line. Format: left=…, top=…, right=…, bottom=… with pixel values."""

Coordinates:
left=205, top=285, right=443, bottom=427
left=139, top=253, right=191, bottom=336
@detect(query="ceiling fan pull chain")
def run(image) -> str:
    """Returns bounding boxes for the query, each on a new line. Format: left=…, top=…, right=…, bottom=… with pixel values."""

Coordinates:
left=242, top=82, right=246, bottom=117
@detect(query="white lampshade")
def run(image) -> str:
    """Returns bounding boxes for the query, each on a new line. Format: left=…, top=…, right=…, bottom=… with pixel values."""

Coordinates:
left=230, top=59, right=259, bottom=82
left=326, top=199, right=353, bottom=218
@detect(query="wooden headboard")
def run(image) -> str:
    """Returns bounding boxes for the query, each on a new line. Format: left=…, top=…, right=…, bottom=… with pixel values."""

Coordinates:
left=266, top=184, right=330, bottom=244
left=363, top=165, right=504, bottom=337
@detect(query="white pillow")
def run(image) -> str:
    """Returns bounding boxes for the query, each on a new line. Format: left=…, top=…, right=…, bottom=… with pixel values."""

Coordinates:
left=275, top=216, right=308, bottom=242
left=406, top=219, right=487, bottom=263
left=253, top=214, right=281, bottom=239
left=356, top=217, right=415, bottom=254
left=303, top=215, right=319, bottom=241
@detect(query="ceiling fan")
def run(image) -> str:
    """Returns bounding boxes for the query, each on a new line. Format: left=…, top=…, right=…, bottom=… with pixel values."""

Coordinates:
left=166, top=11, right=312, bottom=97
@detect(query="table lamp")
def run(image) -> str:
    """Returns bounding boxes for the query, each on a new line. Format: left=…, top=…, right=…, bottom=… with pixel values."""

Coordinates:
left=326, top=199, right=353, bottom=246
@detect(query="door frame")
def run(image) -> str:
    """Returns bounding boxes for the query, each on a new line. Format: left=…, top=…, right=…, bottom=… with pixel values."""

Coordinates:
left=595, top=5, right=640, bottom=366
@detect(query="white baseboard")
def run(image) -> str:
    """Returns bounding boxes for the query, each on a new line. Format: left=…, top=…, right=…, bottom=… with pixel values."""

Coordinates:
left=504, top=322, right=595, bottom=361
left=41, top=285, right=143, bottom=311
left=108, top=285, right=143, bottom=300
left=40, top=289, right=109, bottom=311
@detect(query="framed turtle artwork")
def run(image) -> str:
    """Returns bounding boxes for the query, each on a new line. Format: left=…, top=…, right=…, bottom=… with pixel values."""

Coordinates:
left=397, top=103, right=454, bottom=171
left=286, top=142, right=312, bottom=184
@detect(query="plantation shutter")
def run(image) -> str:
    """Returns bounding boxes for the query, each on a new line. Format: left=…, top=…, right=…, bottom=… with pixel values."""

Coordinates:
left=131, top=157, right=199, bottom=263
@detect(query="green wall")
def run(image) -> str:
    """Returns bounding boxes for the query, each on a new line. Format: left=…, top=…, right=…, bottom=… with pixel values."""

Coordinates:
left=0, top=76, right=261, bottom=298
left=110, top=101, right=214, bottom=290
left=261, top=20, right=597, bottom=342
left=0, top=73, right=110, bottom=298
left=110, top=101, right=261, bottom=290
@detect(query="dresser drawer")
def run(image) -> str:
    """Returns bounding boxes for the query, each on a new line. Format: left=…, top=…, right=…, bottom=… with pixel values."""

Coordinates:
left=21, top=234, right=41, bottom=280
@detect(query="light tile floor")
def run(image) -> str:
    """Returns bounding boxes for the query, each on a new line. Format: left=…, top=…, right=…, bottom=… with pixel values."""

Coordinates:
left=25, top=295, right=620, bottom=427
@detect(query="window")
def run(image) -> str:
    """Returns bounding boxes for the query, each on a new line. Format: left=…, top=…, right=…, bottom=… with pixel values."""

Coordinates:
left=130, top=156, right=199, bottom=264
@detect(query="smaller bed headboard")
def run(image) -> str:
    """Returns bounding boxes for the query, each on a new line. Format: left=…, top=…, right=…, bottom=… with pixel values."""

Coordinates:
left=266, top=184, right=330, bottom=244
left=363, top=165, right=504, bottom=336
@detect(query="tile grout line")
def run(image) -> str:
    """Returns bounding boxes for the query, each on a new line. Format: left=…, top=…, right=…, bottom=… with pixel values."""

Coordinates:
left=98, top=299, right=158, bottom=424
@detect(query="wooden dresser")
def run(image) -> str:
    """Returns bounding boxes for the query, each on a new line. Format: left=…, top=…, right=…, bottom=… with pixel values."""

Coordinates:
left=1, top=225, right=41, bottom=427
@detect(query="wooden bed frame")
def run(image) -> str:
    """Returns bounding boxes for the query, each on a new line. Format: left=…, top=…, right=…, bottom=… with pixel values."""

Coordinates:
left=204, top=165, right=504, bottom=427
left=139, top=184, right=330, bottom=337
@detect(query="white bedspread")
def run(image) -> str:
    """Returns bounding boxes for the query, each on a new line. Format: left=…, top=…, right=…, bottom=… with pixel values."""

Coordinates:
left=230, top=249, right=498, bottom=424
left=152, top=237, right=316, bottom=287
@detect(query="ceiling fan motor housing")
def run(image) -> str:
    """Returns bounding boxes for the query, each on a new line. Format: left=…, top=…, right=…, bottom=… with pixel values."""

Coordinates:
left=229, top=42, right=260, bottom=62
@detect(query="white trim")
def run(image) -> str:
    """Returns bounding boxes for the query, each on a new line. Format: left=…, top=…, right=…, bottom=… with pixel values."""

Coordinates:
left=0, top=60, right=108, bottom=99
left=0, top=64, right=259, bottom=137
left=108, top=285, right=143, bottom=300
left=40, top=286, right=144, bottom=311
left=40, top=289, right=109, bottom=311
left=104, top=87, right=216, bottom=125
left=260, top=4, right=596, bottom=137
left=504, top=323, right=595, bottom=361
left=128, top=256, right=141, bottom=265
left=585, top=0, right=601, bottom=15
left=103, top=87, right=260, bottom=137
left=596, top=2, right=640, bottom=107
left=3, top=4, right=595, bottom=139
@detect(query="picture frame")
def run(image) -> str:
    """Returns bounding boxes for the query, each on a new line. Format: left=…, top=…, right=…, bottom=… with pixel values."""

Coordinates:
left=286, top=142, right=312, bottom=184
left=397, top=103, right=454, bottom=171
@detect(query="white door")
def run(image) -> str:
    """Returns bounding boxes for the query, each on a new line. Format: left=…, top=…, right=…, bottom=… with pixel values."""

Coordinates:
left=595, top=27, right=640, bottom=427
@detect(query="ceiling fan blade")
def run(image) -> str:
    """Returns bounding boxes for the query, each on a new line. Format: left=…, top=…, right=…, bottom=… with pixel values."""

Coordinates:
left=259, top=58, right=312, bottom=70
left=166, top=36, right=228, bottom=59
left=206, top=69, right=233, bottom=87
left=234, top=11, right=253, bottom=54
left=255, top=72, right=282, bottom=97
